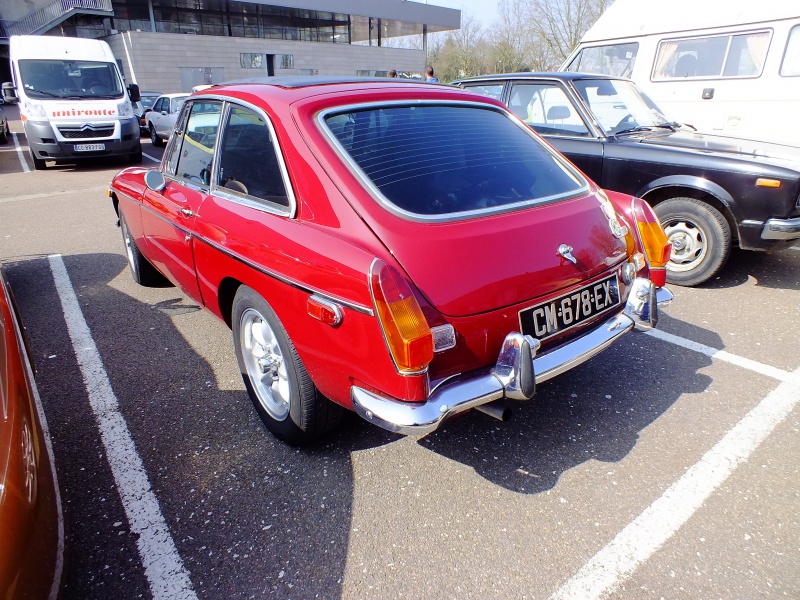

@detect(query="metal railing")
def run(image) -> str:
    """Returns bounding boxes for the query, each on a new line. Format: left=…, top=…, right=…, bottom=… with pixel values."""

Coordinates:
left=1, top=0, right=113, bottom=37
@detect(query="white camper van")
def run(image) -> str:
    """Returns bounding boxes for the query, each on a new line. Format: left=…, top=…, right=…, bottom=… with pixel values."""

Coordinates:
left=5, top=35, right=141, bottom=170
left=562, top=0, right=800, bottom=146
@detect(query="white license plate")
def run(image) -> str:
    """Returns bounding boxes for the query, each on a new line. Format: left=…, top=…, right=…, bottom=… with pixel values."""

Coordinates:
left=74, top=143, right=105, bottom=152
left=519, top=275, right=620, bottom=341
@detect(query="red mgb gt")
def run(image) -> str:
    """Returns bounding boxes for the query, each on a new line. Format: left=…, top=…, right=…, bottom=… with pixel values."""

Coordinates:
left=108, top=78, right=673, bottom=445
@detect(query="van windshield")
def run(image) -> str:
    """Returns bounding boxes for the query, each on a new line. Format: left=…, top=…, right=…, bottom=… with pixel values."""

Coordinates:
left=18, top=59, right=124, bottom=100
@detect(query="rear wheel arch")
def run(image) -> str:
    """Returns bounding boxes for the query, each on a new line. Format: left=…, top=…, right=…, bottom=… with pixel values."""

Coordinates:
left=641, top=184, right=739, bottom=244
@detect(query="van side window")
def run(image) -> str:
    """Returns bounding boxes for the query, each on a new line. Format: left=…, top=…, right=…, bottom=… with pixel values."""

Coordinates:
left=509, top=83, right=590, bottom=137
left=563, top=43, right=638, bottom=78
left=780, top=25, right=800, bottom=77
left=653, top=31, right=770, bottom=80
left=216, top=105, right=291, bottom=210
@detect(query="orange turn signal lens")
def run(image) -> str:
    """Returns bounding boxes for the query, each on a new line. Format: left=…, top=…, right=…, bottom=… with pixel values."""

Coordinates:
left=370, top=259, right=433, bottom=374
left=756, top=178, right=781, bottom=188
left=632, top=198, right=671, bottom=268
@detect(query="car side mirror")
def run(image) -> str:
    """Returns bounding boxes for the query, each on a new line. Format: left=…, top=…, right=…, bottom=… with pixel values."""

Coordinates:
left=1, top=82, right=18, bottom=104
left=144, top=170, right=167, bottom=192
left=127, top=83, right=141, bottom=103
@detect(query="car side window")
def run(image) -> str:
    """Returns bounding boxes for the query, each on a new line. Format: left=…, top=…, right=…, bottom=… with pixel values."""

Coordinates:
left=780, top=25, right=800, bottom=77
left=163, top=104, right=190, bottom=176
left=216, top=105, right=290, bottom=209
left=510, top=83, right=590, bottom=137
left=172, top=101, right=222, bottom=185
left=152, top=98, right=163, bottom=113
left=564, top=43, right=639, bottom=78
left=461, top=83, right=504, bottom=101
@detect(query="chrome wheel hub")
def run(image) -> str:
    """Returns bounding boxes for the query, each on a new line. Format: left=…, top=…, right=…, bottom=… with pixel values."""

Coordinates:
left=663, top=219, right=707, bottom=272
left=240, top=308, right=290, bottom=421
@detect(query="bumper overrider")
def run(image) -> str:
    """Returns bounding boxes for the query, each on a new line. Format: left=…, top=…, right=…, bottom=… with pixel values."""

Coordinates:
left=351, top=278, right=673, bottom=435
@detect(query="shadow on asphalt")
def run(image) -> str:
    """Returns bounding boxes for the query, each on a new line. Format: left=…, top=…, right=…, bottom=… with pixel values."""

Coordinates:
left=417, top=312, right=718, bottom=494
left=695, top=247, right=800, bottom=291
left=4, top=253, right=397, bottom=600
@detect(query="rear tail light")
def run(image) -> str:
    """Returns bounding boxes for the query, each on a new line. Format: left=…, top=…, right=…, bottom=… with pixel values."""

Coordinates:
left=632, top=197, right=671, bottom=287
left=369, top=259, right=434, bottom=374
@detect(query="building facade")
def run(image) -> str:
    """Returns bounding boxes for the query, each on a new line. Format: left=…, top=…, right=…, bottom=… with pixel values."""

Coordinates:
left=1, top=0, right=460, bottom=91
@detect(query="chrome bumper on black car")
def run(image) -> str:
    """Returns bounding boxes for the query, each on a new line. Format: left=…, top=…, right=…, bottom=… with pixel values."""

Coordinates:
left=351, top=278, right=673, bottom=435
left=761, top=216, right=800, bottom=240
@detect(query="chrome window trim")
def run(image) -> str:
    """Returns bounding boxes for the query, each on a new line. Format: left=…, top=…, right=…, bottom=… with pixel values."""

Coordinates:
left=159, top=95, right=297, bottom=219
left=208, top=97, right=297, bottom=219
left=316, top=99, right=590, bottom=224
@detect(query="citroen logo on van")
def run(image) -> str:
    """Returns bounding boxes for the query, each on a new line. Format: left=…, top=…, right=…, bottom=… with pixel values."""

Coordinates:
left=558, top=244, right=577, bottom=265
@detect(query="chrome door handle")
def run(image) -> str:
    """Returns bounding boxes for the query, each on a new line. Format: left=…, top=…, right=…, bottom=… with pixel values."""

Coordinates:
left=180, top=208, right=194, bottom=217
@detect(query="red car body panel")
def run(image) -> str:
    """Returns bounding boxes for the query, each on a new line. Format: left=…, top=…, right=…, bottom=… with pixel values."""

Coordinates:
left=109, top=80, right=668, bottom=431
left=0, top=267, right=63, bottom=599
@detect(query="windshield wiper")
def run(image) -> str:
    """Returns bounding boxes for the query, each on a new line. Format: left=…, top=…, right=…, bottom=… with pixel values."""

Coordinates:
left=614, top=126, right=653, bottom=136
left=672, top=121, right=697, bottom=131
left=26, top=87, right=61, bottom=98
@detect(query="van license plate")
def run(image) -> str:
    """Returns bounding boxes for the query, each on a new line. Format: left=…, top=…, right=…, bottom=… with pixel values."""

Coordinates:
left=74, top=143, right=105, bottom=152
left=519, top=275, right=620, bottom=341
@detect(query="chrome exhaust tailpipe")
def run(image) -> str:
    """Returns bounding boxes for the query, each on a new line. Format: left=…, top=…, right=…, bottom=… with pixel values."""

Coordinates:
left=475, top=400, right=512, bottom=421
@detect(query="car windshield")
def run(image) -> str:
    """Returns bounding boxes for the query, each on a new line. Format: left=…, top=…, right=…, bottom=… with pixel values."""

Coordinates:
left=139, top=95, right=159, bottom=109
left=323, top=104, right=586, bottom=218
left=18, top=59, right=125, bottom=99
left=572, top=78, right=673, bottom=135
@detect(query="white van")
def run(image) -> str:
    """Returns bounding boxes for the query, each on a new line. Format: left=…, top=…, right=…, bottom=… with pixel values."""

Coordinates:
left=562, top=0, right=800, bottom=146
left=5, top=35, right=142, bottom=170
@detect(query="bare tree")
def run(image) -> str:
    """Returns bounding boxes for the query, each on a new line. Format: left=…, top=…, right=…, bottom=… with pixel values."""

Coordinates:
left=429, top=11, right=487, bottom=81
left=488, top=0, right=531, bottom=73
left=525, top=0, right=612, bottom=67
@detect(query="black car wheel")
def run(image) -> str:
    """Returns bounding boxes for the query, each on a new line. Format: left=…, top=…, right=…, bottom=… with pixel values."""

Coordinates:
left=232, top=286, right=343, bottom=445
left=29, top=149, right=46, bottom=170
left=119, top=211, right=168, bottom=287
left=0, top=122, right=8, bottom=144
left=655, top=197, right=731, bottom=287
left=149, top=124, right=163, bottom=147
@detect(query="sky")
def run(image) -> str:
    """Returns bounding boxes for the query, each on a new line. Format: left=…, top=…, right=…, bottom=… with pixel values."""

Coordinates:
left=421, top=0, right=503, bottom=29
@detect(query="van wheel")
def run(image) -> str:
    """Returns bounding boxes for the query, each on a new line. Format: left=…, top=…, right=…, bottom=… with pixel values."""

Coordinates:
left=655, top=197, right=731, bottom=287
left=149, top=124, right=163, bottom=147
left=232, top=286, right=343, bottom=445
left=130, top=146, right=143, bottom=164
left=30, top=150, right=46, bottom=170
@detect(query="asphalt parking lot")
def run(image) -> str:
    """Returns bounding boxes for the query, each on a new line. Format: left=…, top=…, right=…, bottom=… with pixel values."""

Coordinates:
left=1, top=104, right=798, bottom=600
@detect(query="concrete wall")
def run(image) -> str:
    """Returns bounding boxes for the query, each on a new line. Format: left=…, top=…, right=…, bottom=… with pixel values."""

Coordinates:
left=105, top=31, right=426, bottom=93
left=0, top=0, right=51, bottom=23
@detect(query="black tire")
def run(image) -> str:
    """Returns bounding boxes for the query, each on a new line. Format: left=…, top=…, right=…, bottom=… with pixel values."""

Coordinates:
left=232, top=286, right=343, bottom=445
left=0, top=123, right=8, bottom=144
left=119, top=211, right=168, bottom=287
left=150, top=124, right=163, bottom=147
left=129, top=145, right=143, bottom=164
left=30, top=150, right=46, bottom=170
left=654, top=197, right=731, bottom=287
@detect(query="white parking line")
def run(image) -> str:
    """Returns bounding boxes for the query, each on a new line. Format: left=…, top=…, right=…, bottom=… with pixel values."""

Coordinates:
left=552, top=334, right=800, bottom=600
left=11, top=132, right=31, bottom=173
left=791, top=246, right=800, bottom=251
left=48, top=255, right=197, bottom=600
left=644, top=329, right=792, bottom=381
left=143, top=151, right=161, bottom=163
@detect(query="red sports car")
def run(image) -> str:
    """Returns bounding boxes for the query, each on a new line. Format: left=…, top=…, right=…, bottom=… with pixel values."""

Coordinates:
left=108, top=78, right=672, bottom=444
left=0, top=263, right=63, bottom=598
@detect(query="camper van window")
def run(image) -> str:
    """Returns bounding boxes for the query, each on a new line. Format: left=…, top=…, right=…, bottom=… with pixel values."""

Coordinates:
left=780, top=25, right=800, bottom=77
left=653, top=31, right=770, bottom=80
left=563, top=43, right=638, bottom=78
left=18, top=59, right=124, bottom=99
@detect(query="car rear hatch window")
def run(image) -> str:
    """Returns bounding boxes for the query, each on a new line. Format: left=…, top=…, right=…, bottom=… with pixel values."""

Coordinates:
left=322, top=103, right=587, bottom=220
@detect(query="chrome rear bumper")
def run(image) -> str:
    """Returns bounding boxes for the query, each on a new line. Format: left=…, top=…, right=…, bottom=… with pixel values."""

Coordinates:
left=351, top=278, right=672, bottom=435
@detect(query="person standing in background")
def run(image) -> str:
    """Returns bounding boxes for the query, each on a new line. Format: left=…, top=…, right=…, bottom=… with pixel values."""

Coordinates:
left=425, top=66, right=439, bottom=83
left=388, top=70, right=397, bottom=78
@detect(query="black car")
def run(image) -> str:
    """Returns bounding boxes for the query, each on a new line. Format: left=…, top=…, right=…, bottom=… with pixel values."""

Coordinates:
left=454, top=73, right=800, bottom=286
